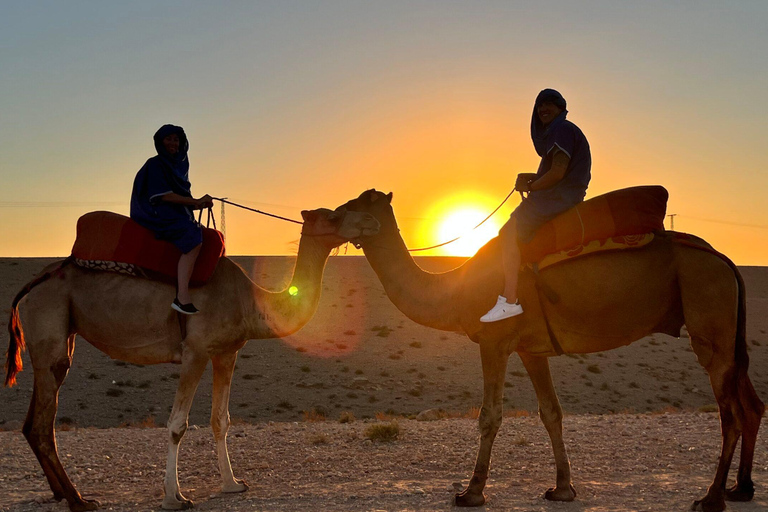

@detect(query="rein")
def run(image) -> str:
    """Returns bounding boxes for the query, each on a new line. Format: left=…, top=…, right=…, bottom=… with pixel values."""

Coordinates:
left=210, top=197, right=303, bottom=225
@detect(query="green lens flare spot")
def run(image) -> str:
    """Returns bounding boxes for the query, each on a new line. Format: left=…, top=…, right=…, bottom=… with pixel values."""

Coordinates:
left=288, top=286, right=299, bottom=296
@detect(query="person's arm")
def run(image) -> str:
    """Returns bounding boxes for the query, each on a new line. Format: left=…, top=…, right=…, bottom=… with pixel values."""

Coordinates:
left=160, top=192, right=214, bottom=209
left=529, top=150, right=570, bottom=192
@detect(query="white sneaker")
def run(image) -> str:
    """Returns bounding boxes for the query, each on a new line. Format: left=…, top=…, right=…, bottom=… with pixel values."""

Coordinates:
left=480, top=296, right=523, bottom=323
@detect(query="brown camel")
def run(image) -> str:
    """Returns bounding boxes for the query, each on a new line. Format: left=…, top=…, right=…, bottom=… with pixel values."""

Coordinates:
left=4, top=206, right=379, bottom=511
left=340, top=189, right=764, bottom=512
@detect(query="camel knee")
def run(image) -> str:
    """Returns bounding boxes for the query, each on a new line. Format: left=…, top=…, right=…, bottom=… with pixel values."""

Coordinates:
left=478, top=406, right=502, bottom=437
left=211, top=413, right=230, bottom=440
left=168, top=420, right=188, bottom=445
left=538, top=402, right=563, bottom=426
left=51, top=358, right=71, bottom=386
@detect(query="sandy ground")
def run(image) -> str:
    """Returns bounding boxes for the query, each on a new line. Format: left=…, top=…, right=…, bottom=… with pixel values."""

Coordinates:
left=1, top=256, right=767, bottom=511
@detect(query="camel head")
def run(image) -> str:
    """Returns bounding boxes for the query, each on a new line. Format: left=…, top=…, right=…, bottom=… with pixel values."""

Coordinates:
left=300, top=206, right=380, bottom=249
left=337, top=189, right=396, bottom=244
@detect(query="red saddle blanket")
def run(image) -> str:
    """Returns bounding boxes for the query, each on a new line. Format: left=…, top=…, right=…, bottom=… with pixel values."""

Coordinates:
left=71, top=211, right=225, bottom=286
left=520, top=185, right=668, bottom=264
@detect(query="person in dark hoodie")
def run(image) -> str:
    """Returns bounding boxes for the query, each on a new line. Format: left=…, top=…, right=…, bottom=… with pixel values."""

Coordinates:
left=130, top=124, right=213, bottom=315
left=481, top=89, right=591, bottom=322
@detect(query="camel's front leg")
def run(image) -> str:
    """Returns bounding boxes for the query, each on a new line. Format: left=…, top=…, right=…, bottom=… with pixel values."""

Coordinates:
left=456, top=339, right=510, bottom=507
left=162, top=350, right=208, bottom=510
left=211, top=352, right=248, bottom=493
left=519, top=353, right=576, bottom=501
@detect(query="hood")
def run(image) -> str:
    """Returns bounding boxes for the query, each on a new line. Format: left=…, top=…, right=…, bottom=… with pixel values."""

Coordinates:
left=530, top=89, right=568, bottom=157
left=152, top=124, right=191, bottom=195
left=153, top=124, right=189, bottom=165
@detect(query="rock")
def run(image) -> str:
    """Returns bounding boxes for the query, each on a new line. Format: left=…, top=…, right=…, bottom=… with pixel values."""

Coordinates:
left=416, top=409, right=442, bottom=421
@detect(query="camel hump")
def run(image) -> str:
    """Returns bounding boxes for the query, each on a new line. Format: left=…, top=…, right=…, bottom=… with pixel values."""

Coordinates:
left=72, top=211, right=225, bottom=286
left=521, top=186, right=668, bottom=264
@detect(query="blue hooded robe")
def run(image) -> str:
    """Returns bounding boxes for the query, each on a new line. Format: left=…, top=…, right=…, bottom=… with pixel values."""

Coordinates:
left=130, top=124, right=203, bottom=253
left=513, top=89, right=591, bottom=242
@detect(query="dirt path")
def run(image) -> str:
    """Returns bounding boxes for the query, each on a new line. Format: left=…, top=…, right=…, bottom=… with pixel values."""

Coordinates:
left=1, top=413, right=767, bottom=512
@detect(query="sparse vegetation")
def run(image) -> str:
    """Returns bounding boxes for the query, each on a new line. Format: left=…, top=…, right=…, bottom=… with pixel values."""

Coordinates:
left=364, top=421, right=400, bottom=442
left=302, top=409, right=326, bottom=422
left=338, top=411, right=356, bottom=423
left=587, top=364, right=602, bottom=374
left=308, top=433, right=330, bottom=445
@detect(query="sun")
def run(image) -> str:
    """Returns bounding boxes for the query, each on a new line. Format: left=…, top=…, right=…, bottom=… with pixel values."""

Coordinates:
left=435, top=208, right=502, bottom=256
left=418, top=192, right=507, bottom=257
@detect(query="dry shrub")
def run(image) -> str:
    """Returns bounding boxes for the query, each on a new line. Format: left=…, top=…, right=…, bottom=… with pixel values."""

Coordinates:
left=308, top=433, right=330, bottom=445
left=138, top=415, right=157, bottom=428
left=338, top=411, right=356, bottom=423
left=504, top=409, right=531, bottom=418
left=698, top=404, right=719, bottom=413
left=364, top=421, right=400, bottom=442
left=303, top=409, right=326, bottom=422
left=465, top=407, right=481, bottom=419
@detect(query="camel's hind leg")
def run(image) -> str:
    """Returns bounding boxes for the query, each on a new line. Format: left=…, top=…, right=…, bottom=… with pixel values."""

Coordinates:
left=210, top=352, right=248, bottom=493
left=519, top=353, right=576, bottom=501
left=676, top=337, right=761, bottom=512
left=24, top=334, right=99, bottom=511
left=455, top=338, right=511, bottom=507
left=725, top=365, right=765, bottom=501
left=162, top=349, right=208, bottom=510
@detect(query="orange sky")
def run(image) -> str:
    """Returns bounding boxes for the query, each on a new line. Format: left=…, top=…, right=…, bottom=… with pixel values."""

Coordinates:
left=2, top=3, right=768, bottom=264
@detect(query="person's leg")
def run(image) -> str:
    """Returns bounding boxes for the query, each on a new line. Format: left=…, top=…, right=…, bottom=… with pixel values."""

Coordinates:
left=177, top=243, right=201, bottom=306
left=480, top=217, right=523, bottom=322
left=500, top=218, right=521, bottom=301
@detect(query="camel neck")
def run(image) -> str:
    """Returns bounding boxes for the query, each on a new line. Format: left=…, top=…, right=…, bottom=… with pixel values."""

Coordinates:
left=246, top=239, right=331, bottom=339
left=362, top=227, right=464, bottom=331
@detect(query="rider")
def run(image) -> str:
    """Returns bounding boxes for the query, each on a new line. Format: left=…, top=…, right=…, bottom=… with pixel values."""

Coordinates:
left=480, top=89, right=591, bottom=322
left=130, top=124, right=213, bottom=315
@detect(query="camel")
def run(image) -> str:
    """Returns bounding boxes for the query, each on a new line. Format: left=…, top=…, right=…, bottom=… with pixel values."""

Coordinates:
left=340, top=189, right=764, bottom=512
left=4, top=206, right=379, bottom=511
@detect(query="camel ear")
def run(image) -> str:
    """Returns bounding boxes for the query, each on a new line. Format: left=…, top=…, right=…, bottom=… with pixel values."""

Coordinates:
left=301, top=210, right=313, bottom=222
left=386, top=192, right=393, bottom=203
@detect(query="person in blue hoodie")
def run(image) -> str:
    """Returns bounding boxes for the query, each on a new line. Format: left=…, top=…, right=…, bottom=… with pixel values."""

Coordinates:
left=130, top=124, right=213, bottom=315
left=481, top=89, right=591, bottom=322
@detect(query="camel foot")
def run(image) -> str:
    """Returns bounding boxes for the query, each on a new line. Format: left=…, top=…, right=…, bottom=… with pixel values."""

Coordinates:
left=690, top=494, right=725, bottom=512
left=725, top=482, right=754, bottom=502
left=454, top=489, right=486, bottom=507
left=544, top=484, right=576, bottom=502
left=162, top=492, right=194, bottom=510
left=222, top=479, right=249, bottom=493
left=68, top=497, right=100, bottom=512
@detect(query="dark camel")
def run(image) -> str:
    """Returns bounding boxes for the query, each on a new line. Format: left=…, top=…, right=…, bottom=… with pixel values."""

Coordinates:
left=4, top=206, right=379, bottom=511
left=340, top=189, right=764, bottom=512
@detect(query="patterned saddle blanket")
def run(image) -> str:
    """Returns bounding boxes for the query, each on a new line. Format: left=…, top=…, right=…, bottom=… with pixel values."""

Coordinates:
left=521, top=185, right=668, bottom=265
left=71, top=211, right=225, bottom=286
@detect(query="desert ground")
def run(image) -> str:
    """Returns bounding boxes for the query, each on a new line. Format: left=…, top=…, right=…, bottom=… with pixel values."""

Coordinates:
left=1, top=256, right=767, bottom=511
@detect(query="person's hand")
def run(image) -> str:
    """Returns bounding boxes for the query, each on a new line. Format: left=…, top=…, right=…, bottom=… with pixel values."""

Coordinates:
left=515, top=173, right=537, bottom=192
left=195, top=194, right=214, bottom=209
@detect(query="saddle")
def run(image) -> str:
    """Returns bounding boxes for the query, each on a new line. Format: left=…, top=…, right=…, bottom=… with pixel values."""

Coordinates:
left=71, top=211, right=225, bottom=286
left=516, top=186, right=668, bottom=356
left=520, top=185, right=668, bottom=266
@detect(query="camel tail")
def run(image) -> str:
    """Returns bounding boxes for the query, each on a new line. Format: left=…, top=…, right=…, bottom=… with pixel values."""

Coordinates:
left=5, top=257, right=73, bottom=387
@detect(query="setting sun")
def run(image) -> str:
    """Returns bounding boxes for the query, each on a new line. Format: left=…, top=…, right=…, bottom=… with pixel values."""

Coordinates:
left=418, top=192, right=508, bottom=257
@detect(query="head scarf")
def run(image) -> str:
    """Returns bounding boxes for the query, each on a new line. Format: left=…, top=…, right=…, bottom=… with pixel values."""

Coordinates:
left=531, top=89, right=568, bottom=157
left=153, top=124, right=191, bottom=195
